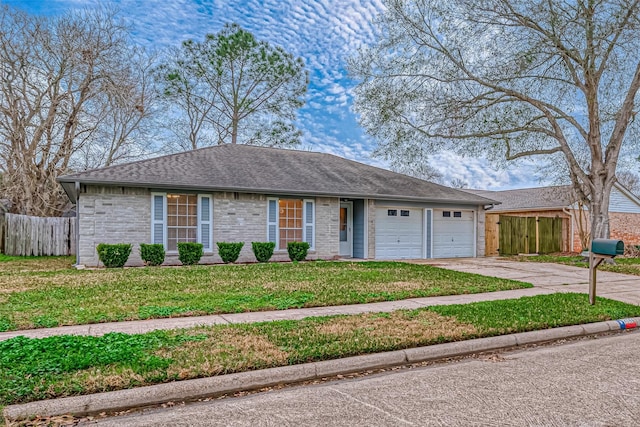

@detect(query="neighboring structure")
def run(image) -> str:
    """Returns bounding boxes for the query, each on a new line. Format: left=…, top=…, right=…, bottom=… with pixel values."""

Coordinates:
left=466, top=184, right=640, bottom=255
left=58, top=144, right=496, bottom=266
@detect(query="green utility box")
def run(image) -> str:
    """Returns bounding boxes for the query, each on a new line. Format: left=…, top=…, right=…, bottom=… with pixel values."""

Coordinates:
left=591, top=239, right=624, bottom=256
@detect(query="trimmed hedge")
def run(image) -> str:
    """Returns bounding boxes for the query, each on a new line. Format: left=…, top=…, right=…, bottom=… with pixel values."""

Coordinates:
left=287, top=241, right=310, bottom=262
left=252, top=242, right=276, bottom=262
left=139, top=243, right=165, bottom=266
left=177, top=242, right=203, bottom=265
left=217, top=242, right=244, bottom=263
left=96, top=243, right=132, bottom=268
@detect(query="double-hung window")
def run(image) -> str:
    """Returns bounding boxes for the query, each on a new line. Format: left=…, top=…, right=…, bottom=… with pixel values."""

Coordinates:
left=151, top=193, right=212, bottom=252
left=267, top=198, right=314, bottom=250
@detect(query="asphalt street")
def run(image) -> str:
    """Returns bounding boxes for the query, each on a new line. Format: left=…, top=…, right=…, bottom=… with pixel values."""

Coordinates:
left=89, top=330, right=640, bottom=426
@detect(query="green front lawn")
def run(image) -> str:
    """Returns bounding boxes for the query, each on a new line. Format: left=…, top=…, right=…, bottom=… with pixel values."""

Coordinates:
left=511, top=255, right=640, bottom=275
left=0, top=259, right=532, bottom=331
left=1, top=293, right=638, bottom=406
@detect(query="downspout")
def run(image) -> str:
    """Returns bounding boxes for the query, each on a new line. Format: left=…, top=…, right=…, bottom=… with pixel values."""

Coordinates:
left=75, top=181, right=81, bottom=267
left=484, top=204, right=495, bottom=211
left=563, top=207, right=574, bottom=253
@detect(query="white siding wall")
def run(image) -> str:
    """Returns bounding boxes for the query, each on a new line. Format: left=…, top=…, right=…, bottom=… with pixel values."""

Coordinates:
left=609, top=186, right=640, bottom=213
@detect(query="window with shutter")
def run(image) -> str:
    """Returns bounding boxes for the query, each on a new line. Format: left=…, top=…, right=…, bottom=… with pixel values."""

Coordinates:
left=304, top=199, right=315, bottom=249
left=267, top=198, right=277, bottom=244
left=267, top=197, right=315, bottom=250
left=199, top=195, right=212, bottom=251
left=151, top=194, right=165, bottom=245
left=151, top=193, right=213, bottom=253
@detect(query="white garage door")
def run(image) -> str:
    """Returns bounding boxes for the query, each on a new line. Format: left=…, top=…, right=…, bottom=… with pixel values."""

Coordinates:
left=375, top=208, right=423, bottom=259
left=433, top=209, right=475, bottom=258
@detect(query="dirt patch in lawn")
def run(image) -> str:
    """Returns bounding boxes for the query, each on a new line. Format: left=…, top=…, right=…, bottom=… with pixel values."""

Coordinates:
left=0, top=271, right=122, bottom=294
left=316, top=311, right=478, bottom=342
left=159, top=329, right=289, bottom=379
left=69, top=368, right=147, bottom=395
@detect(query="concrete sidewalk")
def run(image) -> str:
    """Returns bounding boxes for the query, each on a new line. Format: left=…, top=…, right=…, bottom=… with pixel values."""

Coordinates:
left=0, top=258, right=638, bottom=342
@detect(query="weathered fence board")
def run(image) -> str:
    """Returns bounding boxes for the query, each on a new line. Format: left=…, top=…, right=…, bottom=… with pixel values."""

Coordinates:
left=0, top=214, right=5, bottom=254
left=2, top=213, right=76, bottom=256
left=499, top=215, right=563, bottom=255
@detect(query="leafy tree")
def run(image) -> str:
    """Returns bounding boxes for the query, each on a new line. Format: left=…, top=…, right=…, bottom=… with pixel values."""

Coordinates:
left=157, top=23, right=308, bottom=148
left=351, top=0, right=640, bottom=240
left=0, top=6, right=156, bottom=216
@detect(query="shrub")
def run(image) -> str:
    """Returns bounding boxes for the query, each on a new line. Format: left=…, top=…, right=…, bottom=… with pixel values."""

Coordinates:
left=287, top=241, right=310, bottom=262
left=252, top=242, right=276, bottom=262
left=217, top=242, right=244, bottom=263
left=177, top=242, right=203, bottom=265
left=139, top=243, right=165, bottom=266
left=96, top=243, right=132, bottom=268
left=624, top=244, right=640, bottom=258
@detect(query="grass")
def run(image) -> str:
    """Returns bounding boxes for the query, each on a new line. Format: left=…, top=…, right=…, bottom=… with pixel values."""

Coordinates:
left=0, top=259, right=532, bottom=331
left=511, top=254, right=640, bottom=275
left=1, top=293, right=638, bottom=407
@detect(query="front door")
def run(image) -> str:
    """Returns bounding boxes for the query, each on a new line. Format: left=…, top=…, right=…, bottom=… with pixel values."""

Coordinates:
left=339, top=202, right=353, bottom=256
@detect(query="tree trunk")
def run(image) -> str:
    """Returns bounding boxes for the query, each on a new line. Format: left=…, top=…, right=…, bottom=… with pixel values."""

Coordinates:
left=589, top=174, right=613, bottom=241
left=231, top=111, right=238, bottom=144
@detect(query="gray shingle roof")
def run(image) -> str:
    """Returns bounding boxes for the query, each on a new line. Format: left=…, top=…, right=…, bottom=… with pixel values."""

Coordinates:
left=464, top=186, right=575, bottom=211
left=58, top=144, right=496, bottom=205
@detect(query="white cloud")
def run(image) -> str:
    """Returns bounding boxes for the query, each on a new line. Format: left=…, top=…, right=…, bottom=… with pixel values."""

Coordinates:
left=428, top=152, right=550, bottom=190
left=9, top=0, right=547, bottom=190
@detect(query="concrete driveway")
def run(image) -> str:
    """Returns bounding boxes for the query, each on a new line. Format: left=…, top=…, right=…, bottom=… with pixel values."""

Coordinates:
left=414, top=257, right=640, bottom=305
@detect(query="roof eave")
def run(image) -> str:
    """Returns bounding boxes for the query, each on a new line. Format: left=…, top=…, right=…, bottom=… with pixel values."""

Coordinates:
left=490, top=206, right=570, bottom=213
left=58, top=178, right=496, bottom=206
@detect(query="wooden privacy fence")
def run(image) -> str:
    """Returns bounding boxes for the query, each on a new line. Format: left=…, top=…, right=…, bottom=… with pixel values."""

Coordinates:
left=498, top=215, right=563, bottom=256
left=1, top=213, right=76, bottom=256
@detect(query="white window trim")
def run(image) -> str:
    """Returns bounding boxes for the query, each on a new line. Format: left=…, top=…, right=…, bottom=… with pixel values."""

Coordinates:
left=267, top=197, right=278, bottom=245
left=151, top=192, right=167, bottom=248
left=303, top=198, right=315, bottom=250
left=198, top=194, right=213, bottom=253
left=267, top=197, right=315, bottom=250
left=152, top=192, right=213, bottom=254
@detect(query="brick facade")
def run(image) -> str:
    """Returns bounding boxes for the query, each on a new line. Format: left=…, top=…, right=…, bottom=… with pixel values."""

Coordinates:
left=78, top=185, right=151, bottom=266
left=78, top=185, right=487, bottom=266
left=609, top=212, right=640, bottom=248
left=367, top=199, right=376, bottom=258
left=476, top=209, right=486, bottom=257
left=569, top=209, right=640, bottom=252
left=78, top=186, right=342, bottom=266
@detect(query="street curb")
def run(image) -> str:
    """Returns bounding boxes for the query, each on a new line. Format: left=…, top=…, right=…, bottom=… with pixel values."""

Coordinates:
left=4, top=318, right=640, bottom=424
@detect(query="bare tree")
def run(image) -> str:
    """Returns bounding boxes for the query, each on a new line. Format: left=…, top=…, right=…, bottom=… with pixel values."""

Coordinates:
left=0, top=6, right=155, bottom=216
left=155, top=46, right=218, bottom=151
left=75, top=49, right=161, bottom=170
left=449, top=178, right=469, bottom=189
left=617, top=170, right=640, bottom=196
left=156, top=23, right=308, bottom=148
left=351, top=0, right=640, bottom=240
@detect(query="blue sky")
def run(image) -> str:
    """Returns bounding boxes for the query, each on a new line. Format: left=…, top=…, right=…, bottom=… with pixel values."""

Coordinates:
left=3, top=0, right=547, bottom=190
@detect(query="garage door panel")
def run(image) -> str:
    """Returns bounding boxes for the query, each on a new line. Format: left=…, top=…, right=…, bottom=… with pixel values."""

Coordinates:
left=375, top=208, right=423, bottom=259
left=433, top=209, right=475, bottom=258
